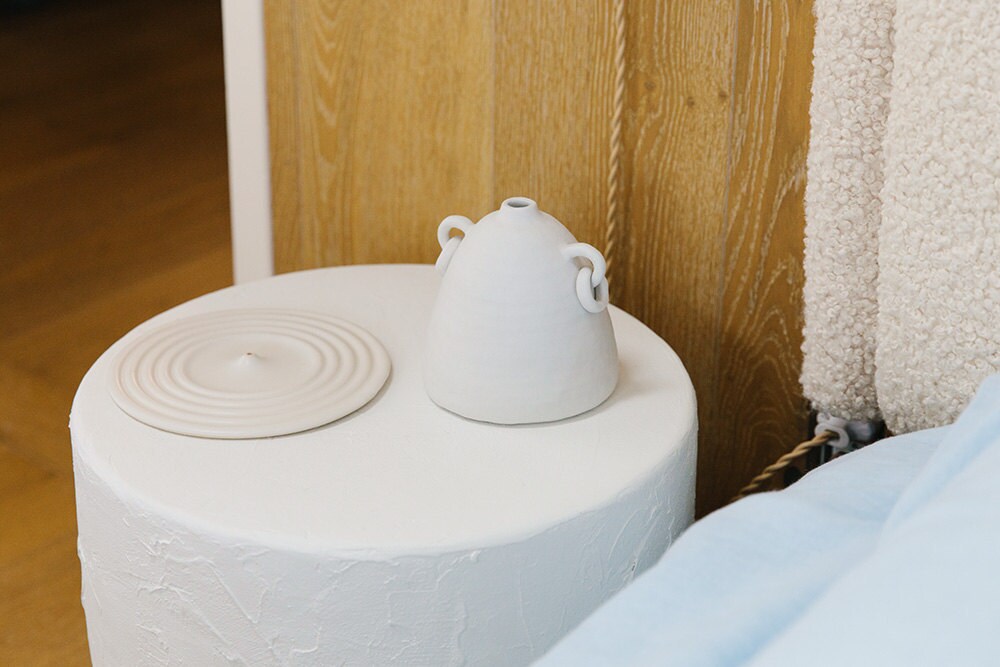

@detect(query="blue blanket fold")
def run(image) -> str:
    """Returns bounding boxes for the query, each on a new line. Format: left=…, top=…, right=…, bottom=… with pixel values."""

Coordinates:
left=538, top=375, right=1000, bottom=666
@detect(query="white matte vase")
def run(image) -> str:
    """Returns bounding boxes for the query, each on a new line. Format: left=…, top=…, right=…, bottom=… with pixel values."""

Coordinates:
left=425, top=197, right=619, bottom=424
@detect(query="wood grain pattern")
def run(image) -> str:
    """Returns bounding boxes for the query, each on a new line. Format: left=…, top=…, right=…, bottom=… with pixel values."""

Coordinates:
left=0, top=0, right=233, bottom=661
left=493, top=1, right=615, bottom=247
left=267, top=0, right=495, bottom=270
left=617, top=1, right=738, bottom=514
left=266, top=0, right=816, bottom=514
left=709, top=0, right=814, bottom=511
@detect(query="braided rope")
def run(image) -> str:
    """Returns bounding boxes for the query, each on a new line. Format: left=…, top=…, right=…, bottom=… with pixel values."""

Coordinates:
left=732, top=430, right=836, bottom=502
left=603, top=0, right=627, bottom=283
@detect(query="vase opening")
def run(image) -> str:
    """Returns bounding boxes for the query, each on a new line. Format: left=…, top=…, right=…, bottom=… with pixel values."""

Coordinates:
left=503, top=197, right=534, bottom=209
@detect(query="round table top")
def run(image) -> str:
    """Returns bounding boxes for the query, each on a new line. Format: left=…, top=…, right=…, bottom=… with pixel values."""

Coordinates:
left=72, top=265, right=696, bottom=555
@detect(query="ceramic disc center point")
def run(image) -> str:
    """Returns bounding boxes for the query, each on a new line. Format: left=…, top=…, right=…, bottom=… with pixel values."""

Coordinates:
left=236, top=350, right=264, bottom=367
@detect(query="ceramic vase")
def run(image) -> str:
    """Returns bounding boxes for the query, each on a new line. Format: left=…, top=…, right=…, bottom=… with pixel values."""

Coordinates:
left=424, top=196, right=619, bottom=424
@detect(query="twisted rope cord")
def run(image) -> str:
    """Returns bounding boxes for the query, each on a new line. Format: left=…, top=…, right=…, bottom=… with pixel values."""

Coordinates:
left=732, top=430, right=836, bottom=502
left=603, top=0, right=627, bottom=283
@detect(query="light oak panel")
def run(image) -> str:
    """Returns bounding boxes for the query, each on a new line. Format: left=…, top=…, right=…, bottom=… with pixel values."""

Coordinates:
left=267, top=0, right=495, bottom=270
left=708, top=0, right=814, bottom=511
left=619, top=2, right=738, bottom=513
left=493, top=1, right=615, bottom=246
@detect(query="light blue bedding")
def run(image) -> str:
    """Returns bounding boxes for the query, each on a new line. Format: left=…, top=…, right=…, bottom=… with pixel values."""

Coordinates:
left=538, top=375, right=1000, bottom=666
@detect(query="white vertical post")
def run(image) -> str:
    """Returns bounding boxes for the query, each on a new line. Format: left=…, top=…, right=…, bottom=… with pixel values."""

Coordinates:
left=221, top=0, right=275, bottom=283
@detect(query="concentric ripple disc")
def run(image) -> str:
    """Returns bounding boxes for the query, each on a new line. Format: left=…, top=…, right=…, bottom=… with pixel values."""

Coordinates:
left=108, top=309, right=391, bottom=438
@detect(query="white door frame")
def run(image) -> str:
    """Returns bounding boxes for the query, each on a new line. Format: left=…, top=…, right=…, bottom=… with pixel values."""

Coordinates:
left=221, top=0, right=274, bottom=284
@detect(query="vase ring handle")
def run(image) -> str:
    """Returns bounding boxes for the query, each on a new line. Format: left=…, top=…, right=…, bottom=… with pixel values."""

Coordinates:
left=435, top=215, right=474, bottom=275
left=563, top=243, right=609, bottom=313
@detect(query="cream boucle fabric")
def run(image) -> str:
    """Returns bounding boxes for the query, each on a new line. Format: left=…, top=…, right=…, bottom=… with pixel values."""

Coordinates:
left=877, top=1, right=1000, bottom=433
left=801, top=0, right=894, bottom=421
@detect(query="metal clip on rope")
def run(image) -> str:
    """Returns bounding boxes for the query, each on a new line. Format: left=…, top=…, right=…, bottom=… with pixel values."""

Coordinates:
left=815, top=413, right=886, bottom=452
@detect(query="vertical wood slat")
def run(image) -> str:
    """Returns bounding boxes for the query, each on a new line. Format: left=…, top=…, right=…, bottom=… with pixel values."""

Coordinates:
left=619, top=1, right=737, bottom=514
left=266, top=0, right=495, bottom=270
left=493, top=1, right=616, bottom=247
left=263, top=0, right=302, bottom=267
left=710, top=0, right=814, bottom=512
left=265, top=0, right=815, bottom=514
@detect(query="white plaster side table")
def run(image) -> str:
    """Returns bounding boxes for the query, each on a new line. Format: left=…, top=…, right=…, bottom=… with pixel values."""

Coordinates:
left=71, top=265, right=697, bottom=666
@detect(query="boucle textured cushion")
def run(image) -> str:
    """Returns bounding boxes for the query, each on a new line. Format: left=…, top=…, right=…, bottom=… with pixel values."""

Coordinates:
left=801, top=0, right=894, bottom=422
left=876, top=0, right=1000, bottom=433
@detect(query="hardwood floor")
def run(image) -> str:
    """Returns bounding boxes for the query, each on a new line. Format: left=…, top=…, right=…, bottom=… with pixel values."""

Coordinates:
left=0, top=1, right=233, bottom=662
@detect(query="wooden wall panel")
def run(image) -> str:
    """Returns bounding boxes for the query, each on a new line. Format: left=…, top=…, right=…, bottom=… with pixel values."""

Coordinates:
left=618, top=1, right=738, bottom=514
left=265, top=0, right=816, bottom=514
left=266, top=0, right=494, bottom=270
left=708, top=0, right=814, bottom=512
left=493, top=1, right=615, bottom=246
